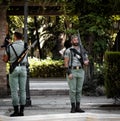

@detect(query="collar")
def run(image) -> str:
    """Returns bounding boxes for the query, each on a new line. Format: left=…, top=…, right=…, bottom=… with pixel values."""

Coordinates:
left=13, top=40, right=23, bottom=44
left=71, top=46, right=80, bottom=50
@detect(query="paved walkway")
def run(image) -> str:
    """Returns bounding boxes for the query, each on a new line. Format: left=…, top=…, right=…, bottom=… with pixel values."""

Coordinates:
left=0, top=95, right=120, bottom=115
left=29, top=78, right=69, bottom=95
left=0, top=78, right=120, bottom=120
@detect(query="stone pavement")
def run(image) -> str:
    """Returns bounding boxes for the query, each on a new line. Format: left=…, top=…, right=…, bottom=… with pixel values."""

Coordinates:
left=29, top=78, right=69, bottom=95
left=0, top=78, right=120, bottom=121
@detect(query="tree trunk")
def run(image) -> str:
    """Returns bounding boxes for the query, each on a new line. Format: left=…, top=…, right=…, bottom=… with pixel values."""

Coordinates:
left=84, top=33, right=95, bottom=82
left=0, top=5, right=8, bottom=97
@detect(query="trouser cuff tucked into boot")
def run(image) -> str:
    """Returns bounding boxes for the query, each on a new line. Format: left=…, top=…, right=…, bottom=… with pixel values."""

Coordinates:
left=75, top=102, right=85, bottom=113
left=19, top=105, right=25, bottom=116
left=70, top=103, right=76, bottom=113
left=10, top=106, right=19, bottom=117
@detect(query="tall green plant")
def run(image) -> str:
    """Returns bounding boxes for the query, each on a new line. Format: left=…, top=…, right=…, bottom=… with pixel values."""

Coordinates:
left=104, top=51, right=120, bottom=99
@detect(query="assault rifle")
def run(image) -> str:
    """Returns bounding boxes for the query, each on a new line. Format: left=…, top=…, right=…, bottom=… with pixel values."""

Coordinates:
left=77, top=30, right=88, bottom=66
left=9, top=40, right=37, bottom=74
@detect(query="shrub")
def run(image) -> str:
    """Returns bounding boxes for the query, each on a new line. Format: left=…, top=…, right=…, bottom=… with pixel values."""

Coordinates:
left=28, top=57, right=66, bottom=78
left=104, top=51, right=120, bottom=98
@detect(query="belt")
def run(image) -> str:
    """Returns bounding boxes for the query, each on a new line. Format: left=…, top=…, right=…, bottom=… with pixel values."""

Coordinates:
left=69, top=66, right=81, bottom=70
left=17, top=63, right=26, bottom=66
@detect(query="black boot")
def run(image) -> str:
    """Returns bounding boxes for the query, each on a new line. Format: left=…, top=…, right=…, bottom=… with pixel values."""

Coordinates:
left=19, top=105, right=25, bottom=116
left=10, top=106, right=19, bottom=117
left=70, top=103, right=76, bottom=113
left=75, top=102, right=85, bottom=113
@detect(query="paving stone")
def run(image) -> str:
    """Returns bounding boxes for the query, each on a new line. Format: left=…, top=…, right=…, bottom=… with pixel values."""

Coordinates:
left=0, top=78, right=120, bottom=120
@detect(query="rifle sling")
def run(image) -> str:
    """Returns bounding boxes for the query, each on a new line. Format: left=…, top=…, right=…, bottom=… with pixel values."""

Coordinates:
left=70, top=48, right=83, bottom=66
left=9, top=44, right=27, bottom=73
left=70, top=48, right=82, bottom=56
left=10, top=44, right=18, bottom=58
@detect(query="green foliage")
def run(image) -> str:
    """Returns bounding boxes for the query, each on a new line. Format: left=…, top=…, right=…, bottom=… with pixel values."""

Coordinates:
left=0, top=0, right=10, bottom=4
left=86, top=0, right=99, bottom=4
left=28, top=57, right=65, bottom=77
left=79, top=13, right=112, bottom=63
left=112, top=15, right=120, bottom=21
left=64, top=0, right=120, bottom=15
left=104, top=51, right=120, bottom=98
left=66, top=28, right=76, bottom=34
left=80, top=13, right=112, bottom=34
left=8, top=16, right=58, bottom=59
left=8, top=16, right=24, bottom=32
left=0, top=0, right=2, bottom=3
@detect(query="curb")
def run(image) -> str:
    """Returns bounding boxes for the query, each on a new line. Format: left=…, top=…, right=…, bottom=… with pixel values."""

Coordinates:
left=30, top=89, right=69, bottom=96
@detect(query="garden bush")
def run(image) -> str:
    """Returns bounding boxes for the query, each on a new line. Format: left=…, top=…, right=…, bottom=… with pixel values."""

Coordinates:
left=104, top=51, right=120, bottom=98
left=28, top=57, right=66, bottom=78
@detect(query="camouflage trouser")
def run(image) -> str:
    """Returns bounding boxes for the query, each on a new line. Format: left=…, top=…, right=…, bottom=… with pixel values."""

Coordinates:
left=67, top=69, right=85, bottom=103
left=9, top=66, right=27, bottom=106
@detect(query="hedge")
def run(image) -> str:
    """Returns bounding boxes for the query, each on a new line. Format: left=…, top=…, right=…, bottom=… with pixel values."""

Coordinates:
left=28, top=57, right=66, bottom=78
left=104, top=51, right=120, bottom=98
